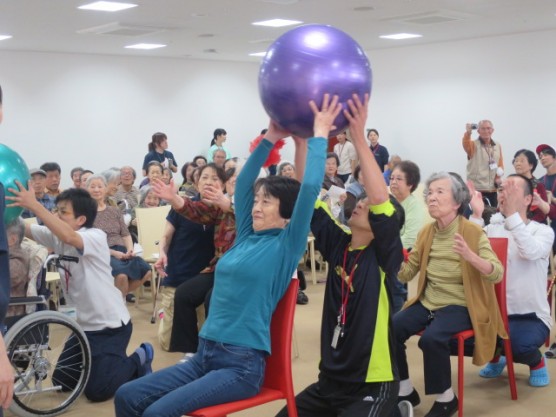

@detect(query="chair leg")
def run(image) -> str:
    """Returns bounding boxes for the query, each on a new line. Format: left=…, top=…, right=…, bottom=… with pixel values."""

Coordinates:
left=503, top=339, right=518, bottom=400
left=457, top=336, right=465, bottom=417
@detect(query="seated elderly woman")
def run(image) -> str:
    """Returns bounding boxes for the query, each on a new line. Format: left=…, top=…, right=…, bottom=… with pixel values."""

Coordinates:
left=393, top=171, right=506, bottom=417
left=6, top=218, right=30, bottom=318
left=86, top=175, right=151, bottom=301
left=389, top=160, right=427, bottom=312
left=101, top=168, right=122, bottom=207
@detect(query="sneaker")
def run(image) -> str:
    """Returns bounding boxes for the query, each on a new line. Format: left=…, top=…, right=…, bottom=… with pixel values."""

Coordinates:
left=398, top=388, right=420, bottom=408
left=479, top=356, right=506, bottom=378
left=178, top=352, right=195, bottom=364
left=545, top=343, right=556, bottom=359
left=398, top=400, right=414, bottom=417
left=126, top=293, right=136, bottom=303
left=424, top=396, right=458, bottom=417
left=297, top=290, right=309, bottom=305
left=140, top=342, right=154, bottom=375
left=529, top=362, right=550, bottom=387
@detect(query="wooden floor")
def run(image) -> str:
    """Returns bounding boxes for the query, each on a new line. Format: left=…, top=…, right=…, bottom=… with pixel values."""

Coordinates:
left=7, top=268, right=556, bottom=417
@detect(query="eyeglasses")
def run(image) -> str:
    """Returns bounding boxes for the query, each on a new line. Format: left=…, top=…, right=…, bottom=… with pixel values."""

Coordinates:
left=389, top=176, right=406, bottom=183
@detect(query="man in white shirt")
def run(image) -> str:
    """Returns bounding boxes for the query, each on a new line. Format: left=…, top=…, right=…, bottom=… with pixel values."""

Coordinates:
left=468, top=174, right=553, bottom=387
left=333, top=130, right=357, bottom=184
left=7, top=186, right=154, bottom=401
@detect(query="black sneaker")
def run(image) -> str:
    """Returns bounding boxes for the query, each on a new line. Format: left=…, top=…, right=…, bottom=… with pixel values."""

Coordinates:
left=126, top=293, right=136, bottom=303
left=398, top=389, right=421, bottom=408
left=424, top=396, right=458, bottom=417
left=297, top=290, right=309, bottom=305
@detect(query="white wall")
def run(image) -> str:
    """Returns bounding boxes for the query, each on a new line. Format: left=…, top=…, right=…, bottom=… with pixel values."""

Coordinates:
left=1, top=28, right=556, bottom=188
left=0, top=51, right=268, bottom=187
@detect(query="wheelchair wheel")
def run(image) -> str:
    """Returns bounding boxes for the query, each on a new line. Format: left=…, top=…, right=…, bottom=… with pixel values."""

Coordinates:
left=4, top=311, right=91, bottom=417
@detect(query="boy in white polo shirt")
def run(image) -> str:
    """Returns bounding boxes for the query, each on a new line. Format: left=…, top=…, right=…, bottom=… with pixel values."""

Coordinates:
left=7, top=185, right=153, bottom=402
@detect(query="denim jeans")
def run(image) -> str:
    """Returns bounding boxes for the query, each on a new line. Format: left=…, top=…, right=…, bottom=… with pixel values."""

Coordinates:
left=114, top=337, right=266, bottom=417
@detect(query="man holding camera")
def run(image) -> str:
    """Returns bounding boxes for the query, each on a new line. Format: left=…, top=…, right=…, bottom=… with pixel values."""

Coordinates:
left=462, top=120, right=504, bottom=207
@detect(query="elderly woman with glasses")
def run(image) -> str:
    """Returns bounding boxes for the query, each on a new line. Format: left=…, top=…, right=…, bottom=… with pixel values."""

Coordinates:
left=393, top=172, right=506, bottom=417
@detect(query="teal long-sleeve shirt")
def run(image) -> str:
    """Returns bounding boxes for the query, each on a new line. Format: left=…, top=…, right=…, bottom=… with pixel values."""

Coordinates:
left=200, top=137, right=326, bottom=353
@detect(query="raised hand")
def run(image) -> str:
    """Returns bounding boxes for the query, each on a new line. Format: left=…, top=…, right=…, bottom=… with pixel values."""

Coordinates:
left=309, top=94, right=342, bottom=138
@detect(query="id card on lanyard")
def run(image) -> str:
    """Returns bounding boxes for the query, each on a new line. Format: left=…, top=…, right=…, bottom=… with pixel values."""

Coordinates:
left=331, top=246, right=364, bottom=349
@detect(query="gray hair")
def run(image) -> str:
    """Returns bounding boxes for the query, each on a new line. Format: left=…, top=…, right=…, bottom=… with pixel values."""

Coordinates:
left=85, top=174, right=107, bottom=189
left=101, top=168, right=121, bottom=185
left=6, top=217, right=25, bottom=246
left=139, top=185, right=158, bottom=207
left=424, top=171, right=470, bottom=215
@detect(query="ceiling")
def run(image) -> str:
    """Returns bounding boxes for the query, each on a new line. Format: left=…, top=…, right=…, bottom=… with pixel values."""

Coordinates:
left=1, top=0, right=555, bottom=62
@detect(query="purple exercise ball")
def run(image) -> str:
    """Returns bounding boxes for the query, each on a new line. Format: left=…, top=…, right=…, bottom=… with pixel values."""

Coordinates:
left=258, top=24, right=372, bottom=138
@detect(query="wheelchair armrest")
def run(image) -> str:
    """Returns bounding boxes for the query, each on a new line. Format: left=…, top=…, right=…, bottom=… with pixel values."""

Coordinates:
left=8, top=296, right=48, bottom=307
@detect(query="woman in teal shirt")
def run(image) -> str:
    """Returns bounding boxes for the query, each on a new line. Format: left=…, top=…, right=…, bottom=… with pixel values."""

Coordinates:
left=114, top=94, right=342, bottom=417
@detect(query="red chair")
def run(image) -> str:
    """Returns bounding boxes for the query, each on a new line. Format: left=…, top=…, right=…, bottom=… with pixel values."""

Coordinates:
left=546, top=273, right=555, bottom=347
left=186, top=279, right=299, bottom=417
left=452, top=237, right=517, bottom=417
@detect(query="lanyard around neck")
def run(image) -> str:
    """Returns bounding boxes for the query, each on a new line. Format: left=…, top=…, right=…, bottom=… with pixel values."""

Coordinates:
left=339, top=245, right=365, bottom=328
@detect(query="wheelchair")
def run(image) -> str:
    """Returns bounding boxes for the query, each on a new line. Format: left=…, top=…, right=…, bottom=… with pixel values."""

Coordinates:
left=3, top=254, right=92, bottom=417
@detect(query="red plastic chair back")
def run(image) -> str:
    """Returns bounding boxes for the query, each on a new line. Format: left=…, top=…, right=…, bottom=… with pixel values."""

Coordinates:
left=187, top=279, right=299, bottom=417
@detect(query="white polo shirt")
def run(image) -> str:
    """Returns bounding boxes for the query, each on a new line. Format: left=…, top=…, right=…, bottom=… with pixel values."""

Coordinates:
left=333, top=140, right=357, bottom=176
left=31, top=225, right=130, bottom=331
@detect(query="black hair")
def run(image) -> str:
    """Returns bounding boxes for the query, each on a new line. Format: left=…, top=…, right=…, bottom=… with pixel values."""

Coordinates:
left=260, top=128, right=268, bottom=135
left=198, top=163, right=227, bottom=185
left=70, top=167, right=84, bottom=178
left=225, top=167, right=237, bottom=182
left=55, top=188, right=98, bottom=228
left=148, top=132, right=167, bottom=152
left=81, top=169, right=94, bottom=177
left=513, top=149, right=538, bottom=173
left=326, top=152, right=340, bottom=167
left=0, top=84, right=3, bottom=105
left=395, top=160, right=421, bottom=193
left=355, top=192, right=405, bottom=230
left=210, top=128, right=227, bottom=146
left=193, top=155, right=207, bottom=165
left=146, top=161, right=163, bottom=175
left=367, top=128, right=379, bottom=137
left=507, top=173, right=534, bottom=217
left=40, top=162, right=61, bottom=174
left=254, top=176, right=301, bottom=219
left=181, top=162, right=196, bottom=185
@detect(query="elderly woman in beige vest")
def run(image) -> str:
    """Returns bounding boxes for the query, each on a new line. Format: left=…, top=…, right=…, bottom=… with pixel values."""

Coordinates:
left=393, top=171, right=506, bottom=417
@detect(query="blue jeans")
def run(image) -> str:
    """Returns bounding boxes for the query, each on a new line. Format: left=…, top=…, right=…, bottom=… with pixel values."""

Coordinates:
left=506, top=313, right=549, bottom=367
left=114, top=337, right=266, bottom=417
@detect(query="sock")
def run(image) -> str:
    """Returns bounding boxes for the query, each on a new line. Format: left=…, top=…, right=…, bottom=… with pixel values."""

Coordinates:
left=436, top=387, right=455, bottom=403
left=134, top=346, right=146, bottom=365
left=530, top=357, right=545, bottom=371
left=399, top=379, right=414, bottom=396
left=490, top=355, right=501, bottom=363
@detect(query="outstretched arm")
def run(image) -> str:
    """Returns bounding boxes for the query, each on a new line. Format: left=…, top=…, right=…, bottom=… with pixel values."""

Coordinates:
left=344, top=94, right=388, bottom=205
left=7, top=181, right=84, bottom=250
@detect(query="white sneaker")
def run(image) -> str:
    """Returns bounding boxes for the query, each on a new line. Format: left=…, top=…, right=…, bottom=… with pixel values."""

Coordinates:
left=178, top=352, right=195, bottom=364
left=398, top=400, right=414, bottom=417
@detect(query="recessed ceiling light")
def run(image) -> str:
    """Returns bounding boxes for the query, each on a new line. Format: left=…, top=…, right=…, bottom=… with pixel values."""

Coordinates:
left=252, top=19, right=303, bottom=28
left=125, top=43, right=166, bottom=50
left=379, top=33, right=422, bottom=40
left=78, top=1, right=137, bottom=12
left=249, top=52, right=267, bottom=57
left=0, top=35, right=12, bottom=41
